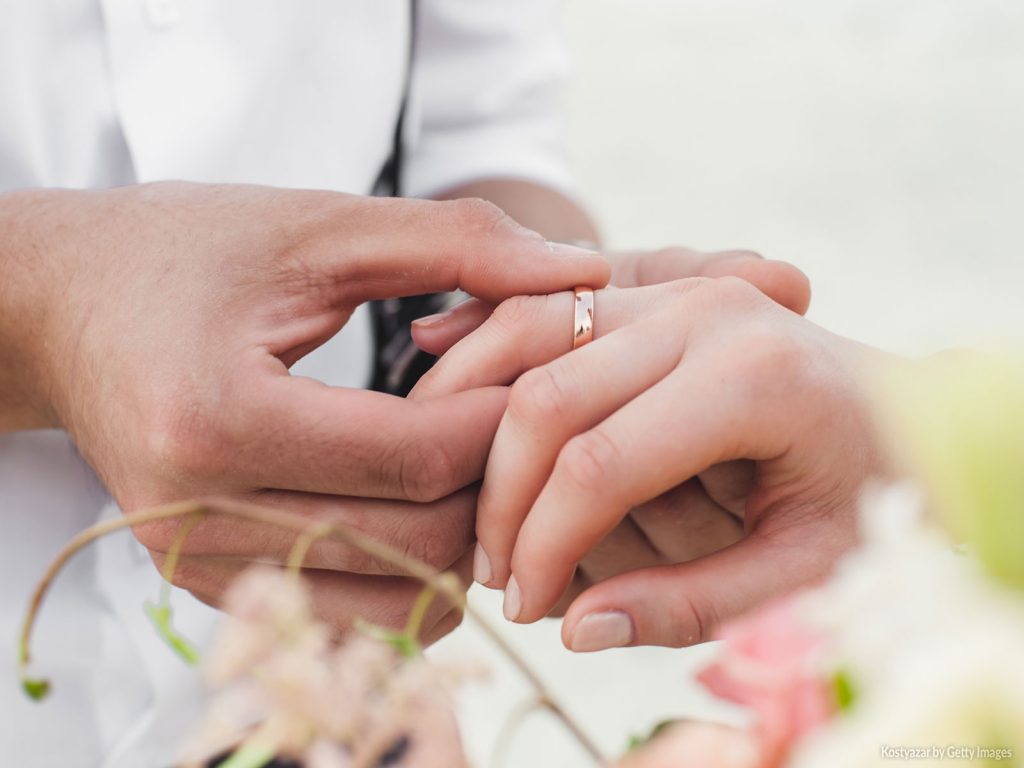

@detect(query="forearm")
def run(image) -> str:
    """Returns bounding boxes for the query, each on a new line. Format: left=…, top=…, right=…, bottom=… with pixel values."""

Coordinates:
left=0, top=189, right=58, bottom=433
left=431, top=178, right=601, bottom=247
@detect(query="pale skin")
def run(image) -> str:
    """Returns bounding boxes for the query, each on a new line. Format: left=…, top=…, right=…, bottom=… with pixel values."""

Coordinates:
left=0, top=178, right=808, bottom=643
left=411, top=275, right=889, bottom=651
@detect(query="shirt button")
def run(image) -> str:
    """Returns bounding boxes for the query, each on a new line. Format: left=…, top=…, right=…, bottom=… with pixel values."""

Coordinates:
left=145, top=0, right=180, bottom=29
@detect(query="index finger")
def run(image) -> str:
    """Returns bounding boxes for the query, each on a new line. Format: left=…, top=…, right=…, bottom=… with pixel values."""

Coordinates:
left=220, top=369, right=511, bottom=501
left=316, top=196, right=612, bottom=304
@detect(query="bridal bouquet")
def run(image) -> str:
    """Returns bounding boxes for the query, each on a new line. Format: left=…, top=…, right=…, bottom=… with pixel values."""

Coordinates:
left=624, top=356, right=1024, bottom=768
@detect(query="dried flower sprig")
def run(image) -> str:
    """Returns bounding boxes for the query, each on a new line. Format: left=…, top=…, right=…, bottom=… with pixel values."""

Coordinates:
left=17, top=497, right=608, bottom=766
left=144, top=511, right=204, bottom=664
left=185, top=566, right=478, bottom=768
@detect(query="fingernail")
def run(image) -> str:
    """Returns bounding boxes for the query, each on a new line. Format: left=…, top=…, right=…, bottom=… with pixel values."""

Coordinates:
left=473, top=543, right=493, bottom=586
left=411, top=309, right=454, bottom=328
left=569, top=611, right=634, bottom=652
left=503, top=575, right=523, bottom=621
left=547, top=241, right=600, bottom=259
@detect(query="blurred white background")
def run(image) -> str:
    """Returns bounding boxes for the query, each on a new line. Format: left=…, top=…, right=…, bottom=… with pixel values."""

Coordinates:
left=437, top=1, right=1024, bottom=765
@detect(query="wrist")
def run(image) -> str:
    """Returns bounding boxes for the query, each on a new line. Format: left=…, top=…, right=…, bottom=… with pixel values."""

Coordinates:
left=0, top=188, right=64, bottom=432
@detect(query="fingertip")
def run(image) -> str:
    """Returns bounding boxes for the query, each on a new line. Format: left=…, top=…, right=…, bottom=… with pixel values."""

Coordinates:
left=757, top=259, right=812, bottom=315
left=502, top=574, right=523, bottom=621
left=471, top=542, right=497, bottom=589
left=562, top=609, right=635, bottom=653
left=409, top=322, right=451, bottom=357
left=411, top=298, right=495, bottom=359
left=777, top=260, right=812, bottom=315
left=506, top=558, right=577, bottom=625
left=472, top=504, right=510, bottom=589
left=562, top=569, right=706, bottom=649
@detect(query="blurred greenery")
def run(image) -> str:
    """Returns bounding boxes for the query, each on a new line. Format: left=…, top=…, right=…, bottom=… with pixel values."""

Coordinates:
left=626, top=719, right=680, bottom=752
left=833, top=669, right=856, bottom=712
left=144, top=600, right=200, bottom=665
left=884, top=353, right=1024, bottom=591
left=20, top=677, right=50, bottom=701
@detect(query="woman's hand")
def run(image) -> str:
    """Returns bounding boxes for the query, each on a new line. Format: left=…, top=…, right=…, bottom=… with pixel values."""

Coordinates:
left=606, top=247, right=810, bottom=312
left=411, top=247, right=809, bottom=622
left=411, top=275, right=887, bottom=650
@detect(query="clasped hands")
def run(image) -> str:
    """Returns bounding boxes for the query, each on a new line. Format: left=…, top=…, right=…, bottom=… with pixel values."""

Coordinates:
left=0, top=182, right=883, bottom=650
left=412, top=250, right=885, bottom=651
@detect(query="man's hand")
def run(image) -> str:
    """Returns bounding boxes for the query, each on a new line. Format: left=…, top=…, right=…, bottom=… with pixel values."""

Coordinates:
left=411, top=276, right=887, bottom=648
left=0, top=181, right=609, bottom=640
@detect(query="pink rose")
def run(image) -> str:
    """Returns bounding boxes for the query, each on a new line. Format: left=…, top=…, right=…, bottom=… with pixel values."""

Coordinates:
left=698, top=597, right=835, bottom=768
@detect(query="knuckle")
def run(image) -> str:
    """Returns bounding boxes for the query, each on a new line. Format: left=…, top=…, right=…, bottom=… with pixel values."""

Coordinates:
left=395, top=439, right=460, bottom=503
left=304, top=524, right=377, bottom=573
left=428, top=607, right=467, bottom=643
left=493, top=294, right=545, bottom=331
left=143, top=399, right=231, bottom=482
left=664, top=275, right=714, bottom=297
left=556, top=429, right=622, bottom=493
left=739, top=326, right=804, bottom=377
left=448, top=197, right=512, bottom=236
left=400, top=515, right=471, bottom=569
left=372, top=594, right=422, bottom=633
left=711, top=274, right=762, bottom=304
left=508, top=366, right=574, bottom=426
left=673, top=274, right=762, bottom=321
left=672, top=589, right=719, bottom=646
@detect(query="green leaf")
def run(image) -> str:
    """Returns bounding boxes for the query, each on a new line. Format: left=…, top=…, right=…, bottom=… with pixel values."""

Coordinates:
left=215, top=744, right=276, bottom=768
left=626, top=719, right=680, bottom=752
left=144, top=601, right=200, bottom=665
left=21, top=677, right=51, bottom=701
left=833, top=669, right=856, bottom=712
left=354, top=618, right=420, bottom=659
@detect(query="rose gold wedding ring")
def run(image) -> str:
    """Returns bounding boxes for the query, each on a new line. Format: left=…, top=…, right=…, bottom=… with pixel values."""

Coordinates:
left=573, top=287, right=595, bottom=349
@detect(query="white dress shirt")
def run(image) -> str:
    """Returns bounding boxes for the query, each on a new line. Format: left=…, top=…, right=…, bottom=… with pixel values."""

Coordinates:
left=0, top=1, right=573, bottom=764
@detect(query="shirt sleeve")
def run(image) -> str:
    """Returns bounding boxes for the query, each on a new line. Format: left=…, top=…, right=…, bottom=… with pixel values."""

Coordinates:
left=401, top=0, right=576, bottom=199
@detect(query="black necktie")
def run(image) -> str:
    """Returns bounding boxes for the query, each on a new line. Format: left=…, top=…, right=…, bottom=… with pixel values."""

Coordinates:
left=365, top=0, right=448, bottom=398
left=367, top=291, right=462, bottom=396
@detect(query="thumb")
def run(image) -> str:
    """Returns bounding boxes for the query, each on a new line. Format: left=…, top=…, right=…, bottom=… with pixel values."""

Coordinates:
left=560, top=529, right=834, bottom=651
left=328, top=196, right=610, bottom=304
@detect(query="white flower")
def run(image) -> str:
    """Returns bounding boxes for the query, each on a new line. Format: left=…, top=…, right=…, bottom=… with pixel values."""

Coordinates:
left=787, top=483, right=1024, bottom=767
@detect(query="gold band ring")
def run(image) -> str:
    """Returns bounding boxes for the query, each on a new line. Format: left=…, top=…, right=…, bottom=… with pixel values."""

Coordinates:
left=573, top=287, right=595, bottom=349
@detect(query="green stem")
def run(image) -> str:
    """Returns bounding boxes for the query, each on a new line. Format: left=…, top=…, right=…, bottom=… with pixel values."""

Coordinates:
left=403, top=585, right=437, bottom=643
left=18, top=497, right=609, bottom=767
left=158, top=511, right=202, bottom=602
left=286, top=521, right=332, bottom=576
left=217, top=740, right=276, bottom=768
left=144, top=511, right=204, bottom=664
